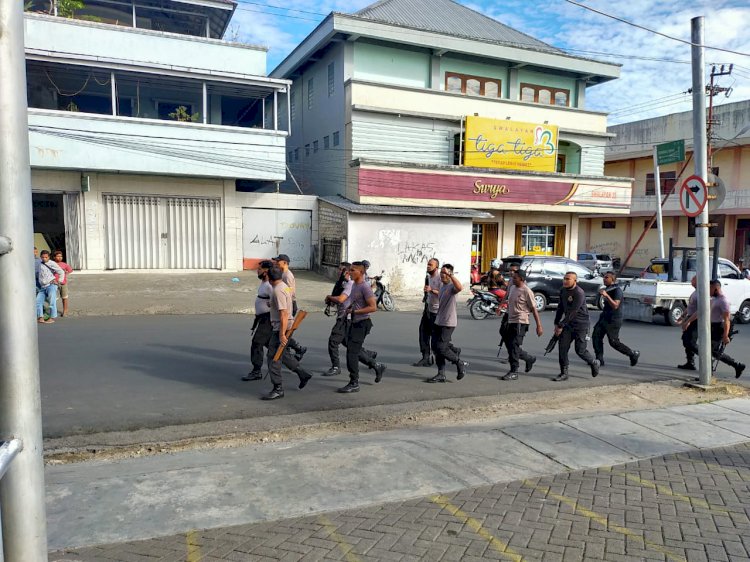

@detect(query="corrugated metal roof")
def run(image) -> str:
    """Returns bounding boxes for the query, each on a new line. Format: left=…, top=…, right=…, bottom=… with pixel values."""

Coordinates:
left=353, top=0, right=561, bottom=53
left=321, top=195, right=493, bottom=219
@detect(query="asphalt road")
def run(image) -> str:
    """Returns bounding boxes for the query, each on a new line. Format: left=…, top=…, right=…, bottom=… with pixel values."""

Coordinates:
left=38, top=309, right=750, bottom=438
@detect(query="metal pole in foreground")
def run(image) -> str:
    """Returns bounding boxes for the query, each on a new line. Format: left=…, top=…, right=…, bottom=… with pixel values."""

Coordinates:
left=652, top=146, right=666, bottom=259
left=0, top=1, right=49, bottom=560
left=691, top=16, right=712, bottom=387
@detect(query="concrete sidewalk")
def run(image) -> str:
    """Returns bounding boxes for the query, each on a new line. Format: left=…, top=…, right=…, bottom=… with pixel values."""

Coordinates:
left=64, top=270, right=430, bottom=316
left=46, top=396, right=750, bottom=554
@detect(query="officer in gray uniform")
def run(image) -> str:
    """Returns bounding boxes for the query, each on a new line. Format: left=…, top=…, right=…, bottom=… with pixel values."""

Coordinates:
left=243, top=260, right=273, bottom=381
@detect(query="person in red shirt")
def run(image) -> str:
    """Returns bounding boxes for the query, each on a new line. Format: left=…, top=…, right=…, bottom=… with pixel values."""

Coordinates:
left=52, top=250, right=73, bottom=317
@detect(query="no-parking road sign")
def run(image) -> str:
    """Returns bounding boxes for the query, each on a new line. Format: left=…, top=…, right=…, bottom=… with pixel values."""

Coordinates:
left=679, top=175, right=707, bottom=218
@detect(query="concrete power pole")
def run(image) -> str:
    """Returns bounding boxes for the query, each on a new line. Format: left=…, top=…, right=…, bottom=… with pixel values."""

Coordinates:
left=0, top=1, right=49, bottom=560
left=690, top=17, right=712, bottom=387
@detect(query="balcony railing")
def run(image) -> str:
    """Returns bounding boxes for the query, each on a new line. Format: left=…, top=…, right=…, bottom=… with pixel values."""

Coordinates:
left=630, top=190, right=750, bottom=214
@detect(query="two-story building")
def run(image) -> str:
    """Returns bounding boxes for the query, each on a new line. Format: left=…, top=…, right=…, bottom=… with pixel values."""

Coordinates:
left=271, top=0, right=632, bottom=291
left=580, top=99, right=750, bottom=270
left=24, top=0, right=316, bottom=272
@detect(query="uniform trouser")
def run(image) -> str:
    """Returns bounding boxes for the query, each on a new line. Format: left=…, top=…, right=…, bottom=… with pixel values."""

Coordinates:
left=419, top=311, right=437, bottom=356
left=251, top=315, right=273, bottom=369
left=328, top=318, right=376, bottom=369
left=682, top=321, right=699, bottom=361
left=504, top=323, right=533, bottom=372
left=558, top=325, right=596, bottom=370
left=432, top=325, right=460, bottom=371
left=711, top=322, right=741, bottom=368
left=592, top=318, right=633, bottom=359
left=267, top=330, right=303, bottom=386
left=346, top=319, right=377, bottom=381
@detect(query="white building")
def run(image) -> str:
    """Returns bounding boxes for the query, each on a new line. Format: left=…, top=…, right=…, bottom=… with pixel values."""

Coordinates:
left=25, top=0, right=316, bottom=272
left=271, top=0, right=632, bottom=292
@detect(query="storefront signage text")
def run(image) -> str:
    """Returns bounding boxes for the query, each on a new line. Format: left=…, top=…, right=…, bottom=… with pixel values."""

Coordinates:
left=464, top=116, right=559, bottom=173
left=473, top=180, right=510, bottom=199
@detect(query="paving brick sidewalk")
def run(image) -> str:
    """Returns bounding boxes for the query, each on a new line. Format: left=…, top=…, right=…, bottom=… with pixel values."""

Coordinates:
left=51, top=442, right=750, bottom=562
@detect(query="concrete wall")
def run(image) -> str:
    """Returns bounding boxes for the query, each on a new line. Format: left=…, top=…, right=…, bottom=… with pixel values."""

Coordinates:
left=353, top=41, right=431, bottom=88
left=347, top=214, right=472, bottom=295
left=286, top=43, right=347, bottom=196
left=25, top=13, right=267, bottom=76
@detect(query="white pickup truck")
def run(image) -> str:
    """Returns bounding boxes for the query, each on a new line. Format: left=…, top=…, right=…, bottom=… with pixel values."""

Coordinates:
left=622, top=257, right=750, bottom=326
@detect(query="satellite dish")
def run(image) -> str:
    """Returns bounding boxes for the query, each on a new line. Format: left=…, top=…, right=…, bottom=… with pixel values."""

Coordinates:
left=707, top=173, right=726, bottom=212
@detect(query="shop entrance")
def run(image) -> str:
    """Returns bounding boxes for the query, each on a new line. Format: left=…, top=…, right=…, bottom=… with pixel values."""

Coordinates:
left=735, top=219, right=750, bottom=268
left=33, top=192, right=85, bottom=269
left=515, top=224, right=566, bottom=256
left=471, top=223, right=498, bottom=271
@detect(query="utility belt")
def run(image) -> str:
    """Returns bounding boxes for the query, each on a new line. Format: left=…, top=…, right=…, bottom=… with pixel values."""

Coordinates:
left=251, top=311, right=271, bottom=332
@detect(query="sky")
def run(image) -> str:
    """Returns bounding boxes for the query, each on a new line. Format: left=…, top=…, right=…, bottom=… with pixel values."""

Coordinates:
left=226, top=0, right=750, bottom=127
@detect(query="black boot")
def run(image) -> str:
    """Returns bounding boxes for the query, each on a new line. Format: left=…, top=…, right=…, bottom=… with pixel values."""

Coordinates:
left=524, top=356, right=536, bottom=373
left=427, top=371, right=446, bottom=383
left=501, top=371, right=518, bottom=381
left=590, top=359, right=600, bottom=378
left=456, top=360, right=469, bottom=380
left=322, top=366, right=340, bottom=376
left=296, top=368, right=313, bottom=389
left=678, top=361, right=696, bottom=370
left=596, top=355, right=605, bottom=367
left=373, top=363, right=386, bottom=383
left=553, top=368, right=569, bottom=382
left=242, top=368, right=263, bottom=381
left=337, top=380, right=360, bottom=393
left=735, top=362, right=746, bottom=379
left=412, top=355, right=431, bottom=367
left=630, top=350, right=640, bottom=367
left=261, top=385, right=284, bottom=400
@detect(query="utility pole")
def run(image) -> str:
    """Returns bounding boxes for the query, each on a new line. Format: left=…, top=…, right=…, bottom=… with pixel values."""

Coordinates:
left=691, top=17, right=711, bottom=387
left=706, top=64, right=733, bottom=169
left=0, top=1, right=49, bottom=560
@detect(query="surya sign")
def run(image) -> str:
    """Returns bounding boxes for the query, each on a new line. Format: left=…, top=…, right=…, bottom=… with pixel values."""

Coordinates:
left=464, top=116, right=559, bottom=173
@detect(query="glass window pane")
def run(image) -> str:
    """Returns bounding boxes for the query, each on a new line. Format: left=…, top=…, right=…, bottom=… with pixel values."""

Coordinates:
left=466, top=79, right=481, bottom=95
left=446, top=76, right=462, bottom=93
left=521, top=87, right=534, bottom=102
left=538, top=89, right=551, bottom=104
left=484, top=82, right=499, bottom=98
left=554, top=91, right=568, bottom=106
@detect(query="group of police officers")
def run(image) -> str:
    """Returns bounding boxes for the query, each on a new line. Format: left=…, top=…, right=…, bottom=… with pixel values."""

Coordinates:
left=246, top=257, right=744, bottom=401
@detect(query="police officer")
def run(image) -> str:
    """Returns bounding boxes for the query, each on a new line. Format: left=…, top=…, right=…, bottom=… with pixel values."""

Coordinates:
left=273, top=254, right=307, bottom=361
left=678, top=276, right=699, bottom=370
left=426, top=264, right=469, bottom=383
left=323, top=263, right=353, bottom=377
left=709, top=279, right=745, bottom=378
left=592, top=271, right=640, bottom=367
left=261, top=266, right=313, bottom=401
left=552, top=271, right=600, bottom=381
left=500, top=270, right=543, bottom=380
left=414, top=258, right=441, bottom=366
left=338, top=262, right=386, bottom=393
left=242, top=260, right=273, bottom=381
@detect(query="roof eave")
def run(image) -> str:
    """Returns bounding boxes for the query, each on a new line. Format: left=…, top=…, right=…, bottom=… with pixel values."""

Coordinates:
left=270, top=14, right=336, bottom=78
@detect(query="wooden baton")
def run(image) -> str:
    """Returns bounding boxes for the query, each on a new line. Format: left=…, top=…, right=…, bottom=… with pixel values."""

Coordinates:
left=272, top=310, right=307, bottom=362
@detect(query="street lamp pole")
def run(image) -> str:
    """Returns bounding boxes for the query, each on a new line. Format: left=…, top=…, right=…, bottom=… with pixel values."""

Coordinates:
left=0, top=1, right=49, bottom=560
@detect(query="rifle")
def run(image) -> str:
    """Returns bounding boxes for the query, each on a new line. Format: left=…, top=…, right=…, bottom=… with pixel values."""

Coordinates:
left=273, top=310, right=307, bottom=361
left=544, top=334, right=560, bottom=356
left=422, top=273, right=430, bottom=305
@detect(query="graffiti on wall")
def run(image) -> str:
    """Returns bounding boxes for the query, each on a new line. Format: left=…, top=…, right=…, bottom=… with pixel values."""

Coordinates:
left=397, top=241, right=436, bottom=265
left=368, top=229, right=402, bottom=248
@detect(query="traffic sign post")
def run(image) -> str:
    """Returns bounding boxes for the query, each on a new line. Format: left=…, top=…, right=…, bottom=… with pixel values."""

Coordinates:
left=679, top=175, right=707, bottom=218
left=656, top=140, right=686, bottom=166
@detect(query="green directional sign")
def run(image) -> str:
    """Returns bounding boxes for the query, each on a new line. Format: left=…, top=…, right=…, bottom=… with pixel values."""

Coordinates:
left=656, top=140, right=685, bottom=166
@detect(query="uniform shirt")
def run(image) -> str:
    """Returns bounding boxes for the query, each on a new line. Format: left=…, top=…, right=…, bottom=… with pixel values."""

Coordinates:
left=350, top=279, right=375, bottom=323
left=600, top=285, right=624, bottom=323
left=710, top=293, right=730, bottom=323
left=427, top=272, right=442, bottom=314
left=270, top=281, right=293, bottom=331
left=436, top=283, right=460, bottom=328
left=282, top=269, right=296, bottom=299
left=507, top=284, right=535, bottom=325
left=255, top=280, right=272, bottom=315
left=337, top=280, right=354, bottom=320
left=554, top=285, right=589, bottom=328
left=686, top=290, right=698, bottom=317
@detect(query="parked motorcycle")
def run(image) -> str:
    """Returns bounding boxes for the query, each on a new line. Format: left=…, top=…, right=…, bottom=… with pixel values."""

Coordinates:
left=373, top=270, right=395, bottom=311
left=467, top=287, right=506, bottom=320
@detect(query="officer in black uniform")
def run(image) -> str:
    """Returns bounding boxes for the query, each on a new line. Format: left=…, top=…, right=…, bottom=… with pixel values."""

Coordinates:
left=552, top=271, right=600, bottom=381
left=592, top=271, right=640, bottom=367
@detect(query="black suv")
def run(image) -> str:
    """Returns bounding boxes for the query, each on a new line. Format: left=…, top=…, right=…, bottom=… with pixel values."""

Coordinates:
left=517, top=256, right=603, bottom=312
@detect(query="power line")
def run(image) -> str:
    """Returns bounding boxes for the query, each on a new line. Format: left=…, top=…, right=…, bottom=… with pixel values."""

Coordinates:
left=563, top=0, right=750, bottom=57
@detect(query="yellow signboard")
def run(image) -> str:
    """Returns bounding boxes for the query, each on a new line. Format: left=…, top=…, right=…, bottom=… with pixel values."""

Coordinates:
left=464, top=116, right=559, bottom=172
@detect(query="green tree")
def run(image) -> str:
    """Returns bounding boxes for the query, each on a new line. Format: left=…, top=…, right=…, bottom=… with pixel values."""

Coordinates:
left=168, top=106, right=200, bottom=123
left=57, top=0, right=85, bottom=18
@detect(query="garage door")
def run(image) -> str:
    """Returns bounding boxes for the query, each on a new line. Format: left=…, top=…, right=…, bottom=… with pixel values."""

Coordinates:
left=104, top=194, right=222, bottom=269
left=242, top=208, right=311, bottom=270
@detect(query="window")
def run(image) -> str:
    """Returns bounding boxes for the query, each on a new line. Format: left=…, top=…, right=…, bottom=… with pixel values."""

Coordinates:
left=333, top=131, right=340, bottom=146
left=556, top=155, right=567, bottom=173
left=290, top=91, right=296, bottom=121
left=327, top=62, right=335, bottom=97
left=444, top=72, right=502, bottom=98
left=305, top=144, right=310, bottom=157
left=602, top=221, right=617, bottom=229
left=307, top=78, right=314, bottom=110
left=324, top=135, right=330, bottom=149
left=645, top=171, right=677, bottom=196
left=294, top=148, right=299, bottom=162
left=543, top=261, right=568, bottom=276
left=719, top=262, right=739, bottom=280
left=519, top=83, right=570, bottom=107
left=313, top=140, right=319, bottom=153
